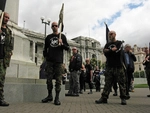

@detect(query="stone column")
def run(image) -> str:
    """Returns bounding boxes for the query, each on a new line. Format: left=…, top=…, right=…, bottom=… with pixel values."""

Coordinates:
left=32, top=41, right=36, bottom=62
left=5, top=0, right=19, bottom=24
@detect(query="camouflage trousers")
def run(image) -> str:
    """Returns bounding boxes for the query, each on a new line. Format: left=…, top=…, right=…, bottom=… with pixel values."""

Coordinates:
left=0, top=59, right=7, bottom=100
left=145, top=69, right=150, bottom=89
left=45, top=61, right=63, bottom=92
left=102, top=66, right=126, bottom=99
left=68, top=71, right=80, bottom=94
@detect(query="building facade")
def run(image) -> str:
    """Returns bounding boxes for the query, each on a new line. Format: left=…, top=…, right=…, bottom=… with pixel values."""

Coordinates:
left=6, top=21, right=103, bottom=78
left=133, top=45, right=147, bottom=72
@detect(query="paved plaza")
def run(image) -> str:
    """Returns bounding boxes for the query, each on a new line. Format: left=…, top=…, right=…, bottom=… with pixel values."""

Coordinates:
left=0, top=88, right=150, bottom=113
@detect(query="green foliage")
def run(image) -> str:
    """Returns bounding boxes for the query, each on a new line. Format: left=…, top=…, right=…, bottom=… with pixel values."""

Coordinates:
left=134, top=84, right=148, bottom=88
left=140, top=71, right=145, bottom=78
left=90, top=58, right=101, bottom=69
left=134, top=71, right=139, bottom=78
left=90, top=58, right=97, bottom=69
left=101, top=62, right=106, bottom=69
left=134, top=71, right=146, bottom=78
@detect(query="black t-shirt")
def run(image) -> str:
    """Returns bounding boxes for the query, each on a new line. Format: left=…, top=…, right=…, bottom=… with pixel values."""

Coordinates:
left=85, top=64, right=92, bottom=78
left=93, top=69, right=100, bottom=76
left=104, top=40, right=123, bottom=67
left=43, top=33, right=69, bottom=63
left=0, top=28, right=6, bottom=59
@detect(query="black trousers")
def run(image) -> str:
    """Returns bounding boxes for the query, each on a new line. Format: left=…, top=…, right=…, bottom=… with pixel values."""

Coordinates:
left=126, top=68, right=133, bottom=95
left=79, top=74, right=85, bottom=91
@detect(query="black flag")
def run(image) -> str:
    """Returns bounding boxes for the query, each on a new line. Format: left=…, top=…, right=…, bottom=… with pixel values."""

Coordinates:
left=0, top=0, right=6, bottom=11
left=149, top=42, right=150, bottom=54
left=0, top=0, right=6, bottom=28
left=104, top=22, right=110, bottom=43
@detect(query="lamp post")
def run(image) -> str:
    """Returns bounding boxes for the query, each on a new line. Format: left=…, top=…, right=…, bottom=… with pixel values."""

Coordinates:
left=40, top=16, right=51, bottom=38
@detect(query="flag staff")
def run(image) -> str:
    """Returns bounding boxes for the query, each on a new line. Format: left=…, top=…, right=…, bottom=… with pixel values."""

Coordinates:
left=0, top=12, right=4, bottom=28
left=58, top=3, right=64, bottom=45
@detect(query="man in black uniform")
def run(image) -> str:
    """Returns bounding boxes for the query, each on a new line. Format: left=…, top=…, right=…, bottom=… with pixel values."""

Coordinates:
left=95, top=30, right=127, bottom=105
left=41, top=22, right=70, bottom=105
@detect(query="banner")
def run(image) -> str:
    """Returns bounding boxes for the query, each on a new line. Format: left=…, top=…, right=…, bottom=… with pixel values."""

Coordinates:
left=0, top=0, right=6, bottom=11
left=58, top=3, right=64, bottom=32
left=149, top=42, right=150, bottom=54
left=0, top=0, right=6, bottom=28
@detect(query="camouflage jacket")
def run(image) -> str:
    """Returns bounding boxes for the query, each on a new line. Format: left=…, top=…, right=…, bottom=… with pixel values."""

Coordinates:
left=1, top=26, right=14, bottom=67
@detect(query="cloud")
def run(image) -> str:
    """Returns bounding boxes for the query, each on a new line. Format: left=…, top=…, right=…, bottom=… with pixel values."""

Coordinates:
left=18, top=0, right=150, bottom=47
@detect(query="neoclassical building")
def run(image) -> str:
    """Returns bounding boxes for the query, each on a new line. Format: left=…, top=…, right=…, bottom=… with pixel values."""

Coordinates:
left=20, top=28, right=103, bottom=72
left=133, top=45, right=147, bottom=72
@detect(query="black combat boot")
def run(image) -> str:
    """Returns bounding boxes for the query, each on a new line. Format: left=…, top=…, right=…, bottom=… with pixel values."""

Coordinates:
left=42, top=90, right=53, bottom=103
left=113, top=90, right=118, bottom=96
left=96, top=87, right=101, bottom=92
left=95, top=98, right=107, bottom=104
left=88, top=89, right=93, bottom=94
left=147, top=95, right=150, bottom=97
left=121, top=99, right=127, bottom=105
left=79, top=89, right=83, bottom=94
left=126, top=91, right=130, bottom=100
left=65, top=90, right=73, bottom=96
left=0, top=100, right=9, bottom=106
left=54, top=91, right=61, bottom=105
left=125, top=95, right=130, bottom=100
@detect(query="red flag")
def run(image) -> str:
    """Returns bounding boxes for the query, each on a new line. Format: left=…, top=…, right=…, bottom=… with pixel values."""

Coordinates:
left=0, top=0, right=6, bottom=11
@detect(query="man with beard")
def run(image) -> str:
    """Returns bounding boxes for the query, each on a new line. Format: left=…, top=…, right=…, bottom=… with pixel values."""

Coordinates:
left=95, top=30, right=127, bottom=105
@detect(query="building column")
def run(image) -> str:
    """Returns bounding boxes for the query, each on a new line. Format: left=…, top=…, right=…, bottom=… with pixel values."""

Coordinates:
left=32, top=41, right=36, bottom=62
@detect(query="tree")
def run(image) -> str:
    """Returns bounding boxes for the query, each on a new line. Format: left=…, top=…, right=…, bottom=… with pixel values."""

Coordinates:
left=90, top=58, right=101, bottom=69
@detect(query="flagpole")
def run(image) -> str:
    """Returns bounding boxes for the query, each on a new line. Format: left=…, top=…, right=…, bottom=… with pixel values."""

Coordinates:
left=58, top=3, right=64, bottom=45
left=104, top=22, right=106, bottom=26
left=0, top=12, right=4, bottom=28
left=59, top=22, right=62, bottom=39
left=148, top=42, right=150, bottom=54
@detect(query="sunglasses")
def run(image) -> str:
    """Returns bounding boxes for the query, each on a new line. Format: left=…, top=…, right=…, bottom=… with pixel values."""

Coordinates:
left=52, top=25, right=58, bottom=27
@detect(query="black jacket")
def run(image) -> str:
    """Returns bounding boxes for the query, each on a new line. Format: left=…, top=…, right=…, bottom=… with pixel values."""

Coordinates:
left=143, top=54, right=150, bottom=70
left=43, top=33, right=70, bottom=63
left=69, top=53, right=82, bottom=72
